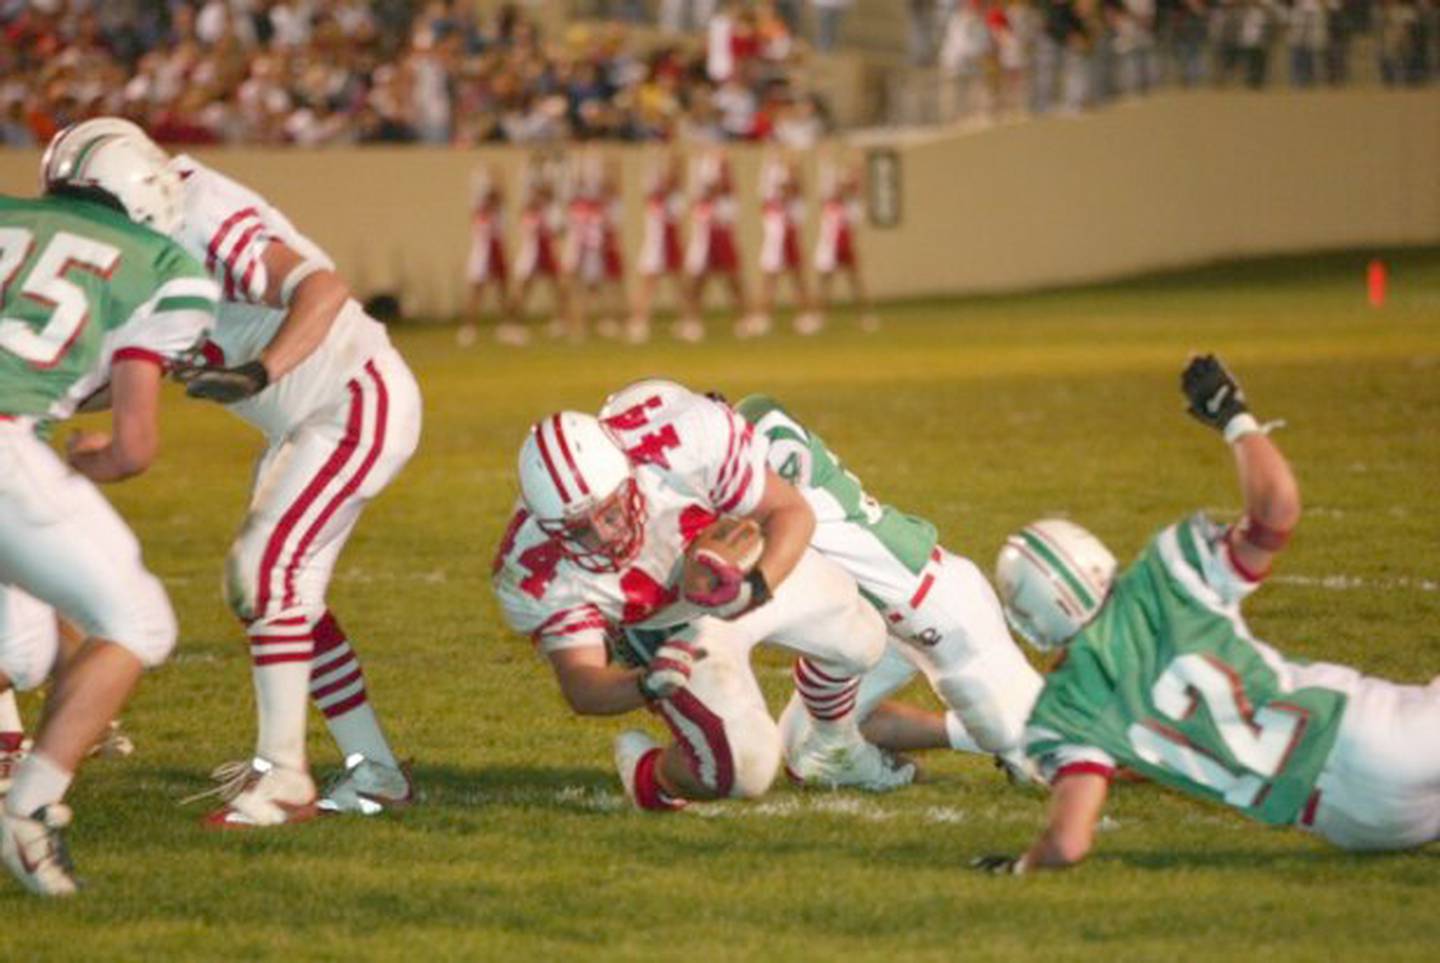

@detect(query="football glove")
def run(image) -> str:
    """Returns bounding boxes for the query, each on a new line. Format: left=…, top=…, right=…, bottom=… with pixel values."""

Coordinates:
left=638, top=641, right=707, bottom=701
left=1181, top=354, right=1248, bottom=433
left=175, top=360, right=270, bottom=403
left=970, top=854, right=1027, bottom=876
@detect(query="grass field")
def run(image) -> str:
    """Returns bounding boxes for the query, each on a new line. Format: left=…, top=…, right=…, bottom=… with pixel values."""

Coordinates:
left=4, top=249, right=1440, bottom=961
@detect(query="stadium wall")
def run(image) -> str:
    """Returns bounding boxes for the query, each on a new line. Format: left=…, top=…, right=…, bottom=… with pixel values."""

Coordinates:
left=2, top=90, right=1435, bottom=320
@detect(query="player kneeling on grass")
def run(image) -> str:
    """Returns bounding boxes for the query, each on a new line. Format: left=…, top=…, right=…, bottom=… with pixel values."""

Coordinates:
left=733, top=395, right=1043, bottom=783
left=492, top=381, right=913, bottom=812
left=972, top=356, right=1440, bottom=876
left=0, top=139, right=219, bottom=895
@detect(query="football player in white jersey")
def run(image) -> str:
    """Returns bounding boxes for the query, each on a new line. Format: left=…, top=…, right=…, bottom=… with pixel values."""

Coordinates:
left=42, top=118, right=422, bottom=829
left=492, top=380, right=914, bottom=811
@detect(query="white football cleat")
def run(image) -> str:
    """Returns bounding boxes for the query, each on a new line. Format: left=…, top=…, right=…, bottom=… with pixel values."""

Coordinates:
left=786, top=728, right=917, bottom=793
left=199, top=759, right=318, bottom=830
left=318, top=754, right=414, bottom=816
left=1, top=803, right=78, bottom=897
left=615, top=730, right=685, bottom=812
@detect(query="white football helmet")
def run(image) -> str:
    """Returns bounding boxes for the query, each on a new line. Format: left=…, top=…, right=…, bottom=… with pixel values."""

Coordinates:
left=40, top=119, right=180, bottom=235
left=995, top=519, right=1117, bottom=652
left=519, top=412, right=644, bottom=572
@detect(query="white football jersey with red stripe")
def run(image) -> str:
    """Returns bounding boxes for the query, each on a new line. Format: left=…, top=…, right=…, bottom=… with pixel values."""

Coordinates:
left=493, top=384, right=769, bottom=655
left=170, top=155, right=391, bottom=436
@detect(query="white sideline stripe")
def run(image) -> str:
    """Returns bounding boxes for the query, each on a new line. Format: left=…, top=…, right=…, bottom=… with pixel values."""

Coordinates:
left=1273, top=574, right=1439, bottom=593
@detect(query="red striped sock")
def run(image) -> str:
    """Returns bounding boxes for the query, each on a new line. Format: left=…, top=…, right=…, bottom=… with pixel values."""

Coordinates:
left=633, top=748, right=686, bottom=812
left=794, top=657, right=860, bottom=724
left=310, top=612, right=368, bottom=719
left=248, top=614, right=314, bottom=667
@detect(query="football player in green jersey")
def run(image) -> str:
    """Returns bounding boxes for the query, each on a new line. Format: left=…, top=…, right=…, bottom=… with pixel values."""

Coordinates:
left=0, top=135, right=218, bottom=895
left=973, top=356, right=1440, bottom=875
left=734, top=394, right=1044, bottom=784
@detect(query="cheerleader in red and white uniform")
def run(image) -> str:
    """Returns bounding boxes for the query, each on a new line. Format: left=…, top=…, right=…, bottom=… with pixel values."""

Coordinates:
left=458, top=165, right=515, bottom=347
left=751, top=150, right=821, bottom=338
left=681, top=148, right=752, bottom=343
left=563, top=154, right=628, bottom=341
left=510, top=160, right=570, bottom=344
left=814, top=153, right=878, bottom=332
left=628, top=152, right=697, bottom=344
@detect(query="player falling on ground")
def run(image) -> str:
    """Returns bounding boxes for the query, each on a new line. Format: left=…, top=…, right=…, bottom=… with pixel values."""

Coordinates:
left=562, top=153, right=627, bottom=341
left=681, top=149, right=754, bottom=344
left=457, top=164, right=514, bottom=348
left=627, top=151, right=697, bottom=345
left=813, top=153, right=879, bottom=333
left=743, top=152, right=822, bottom=339
left=492, top=380, right=914, bottom=812
left=734, top=395, right=1044, bottom=782
left=973, top=355, right=1440, bottom=876
left=0, top=141, right=219, bottom=895
left=43, top=118, right=421, bottom=828
left=510, top=159, right=571, bottom=345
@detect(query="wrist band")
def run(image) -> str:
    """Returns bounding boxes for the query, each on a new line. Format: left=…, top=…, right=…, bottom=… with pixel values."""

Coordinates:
left=1223, top=413, right=1261, bottom=444
left=744, top=569, right=771, bottom=608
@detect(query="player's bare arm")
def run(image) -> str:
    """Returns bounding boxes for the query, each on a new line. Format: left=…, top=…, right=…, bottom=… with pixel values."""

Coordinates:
left=547, top=646, right=648, bottom=716
left=548, top=637, right=707, bottom=715
left=66, top=358, right=162, bottom=483
left=973, top=770, right=1111, bottom=875
left=744, top=467, right=816, bottom=591
left=255, top=239, right=348, bottom=381
left=1181, top=353, right=1300, bottom=578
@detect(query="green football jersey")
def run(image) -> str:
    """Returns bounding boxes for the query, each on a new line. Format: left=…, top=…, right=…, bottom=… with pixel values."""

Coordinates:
left=0, top=194, right=217, bottom=424
left=1026, top=513, right=1349, bottom=826
left=735, top=395, right=938, bottom=604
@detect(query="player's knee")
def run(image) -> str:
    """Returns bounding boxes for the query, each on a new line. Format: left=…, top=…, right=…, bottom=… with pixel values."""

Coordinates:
left=935, top=672, right=1031, bottom=754
left=111, top=575, right=178, bottom=669
left=729, top=713, right=782, bottom=800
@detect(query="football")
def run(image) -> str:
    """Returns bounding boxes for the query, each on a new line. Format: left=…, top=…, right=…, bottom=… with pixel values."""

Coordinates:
left=682, top=516, right=764, bottom=601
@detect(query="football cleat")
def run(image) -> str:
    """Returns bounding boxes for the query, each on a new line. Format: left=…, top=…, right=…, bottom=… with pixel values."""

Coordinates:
left=1, top=803, right=78, bottom=897
left=614, top=730, right=685, bottom=812
left=318, top=754, right=414, bottom=816
left=89, top=720, right=135, bottom=760
left=196, top=758, right=318, bottom=830
left=786, top=729, right=917, bottom=793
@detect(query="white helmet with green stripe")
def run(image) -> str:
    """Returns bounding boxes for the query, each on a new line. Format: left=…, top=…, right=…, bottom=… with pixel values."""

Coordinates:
left=40, top=118, right=180, bottom=235
left=995, top=519, right=1117, bottom=652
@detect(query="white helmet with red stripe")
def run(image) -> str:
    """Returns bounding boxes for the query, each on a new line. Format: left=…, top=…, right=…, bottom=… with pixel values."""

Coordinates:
left=519, top=412, right=644, bottom=572
left=994, top=519, right=1117, bottom=652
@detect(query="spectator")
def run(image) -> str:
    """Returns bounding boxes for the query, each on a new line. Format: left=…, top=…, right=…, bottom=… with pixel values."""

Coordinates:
left=813, top=0, right=853, bottom=53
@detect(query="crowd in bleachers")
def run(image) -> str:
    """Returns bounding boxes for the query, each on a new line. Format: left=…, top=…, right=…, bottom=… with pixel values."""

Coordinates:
left=0, top=1, right=830, bottom=148
left=0, top=1, right=1435, bottom=150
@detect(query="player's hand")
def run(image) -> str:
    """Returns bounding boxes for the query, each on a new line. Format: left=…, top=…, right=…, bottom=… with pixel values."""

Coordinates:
left=174, top=360, right=270, bottom=403
left=66, top=429, right=111, bottom=461
left=639, top=641, right=707, bottom=701
left=970, top=854, right=1026, bottom=876
left=1181, top=354, right=1248, bottom=433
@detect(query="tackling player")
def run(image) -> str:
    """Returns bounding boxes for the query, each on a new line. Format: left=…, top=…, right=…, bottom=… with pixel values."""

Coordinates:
left=43, top=118, right=422, bottom=829
left=0, top=140, right=219, bottom=895
left=974, top=356, right=1440, bottom=875
left=734, top=395, right=1043, bottom=782
left=492, top=380, right=914, bottom=812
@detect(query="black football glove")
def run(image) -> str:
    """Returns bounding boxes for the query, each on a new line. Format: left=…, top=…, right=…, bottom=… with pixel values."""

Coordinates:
left=1181, top=354, right=1248, bottom=432
left=175, top=360, right=270, bottom=404
left=970, top=854, right=1026, bottom=876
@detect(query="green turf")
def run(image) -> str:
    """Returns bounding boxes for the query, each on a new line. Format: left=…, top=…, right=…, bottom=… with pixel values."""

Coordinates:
left=4, top=249, right=1439, bottom=961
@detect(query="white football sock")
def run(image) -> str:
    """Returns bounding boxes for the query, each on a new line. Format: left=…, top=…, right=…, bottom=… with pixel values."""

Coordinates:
left=0, top=688, right=21, bottom=733
left=253, top=662, right=310, bottom=772
left=5, top=751, right=72, bottom=818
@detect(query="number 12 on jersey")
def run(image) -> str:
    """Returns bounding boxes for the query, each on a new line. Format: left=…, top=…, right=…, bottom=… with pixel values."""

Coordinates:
left=1128, top=653, right=1308, bottom=809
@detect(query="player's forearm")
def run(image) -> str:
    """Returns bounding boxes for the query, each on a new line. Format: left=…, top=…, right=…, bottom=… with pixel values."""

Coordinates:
left=69, top=439, right=151, bottom=482
left=752, top=498, right=815, bottom=590
left=258, top=271, right=348, bottom=382
left=1233, top=432, right=1301, bottom=534
left=555, top=663, right=648, bottom=716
